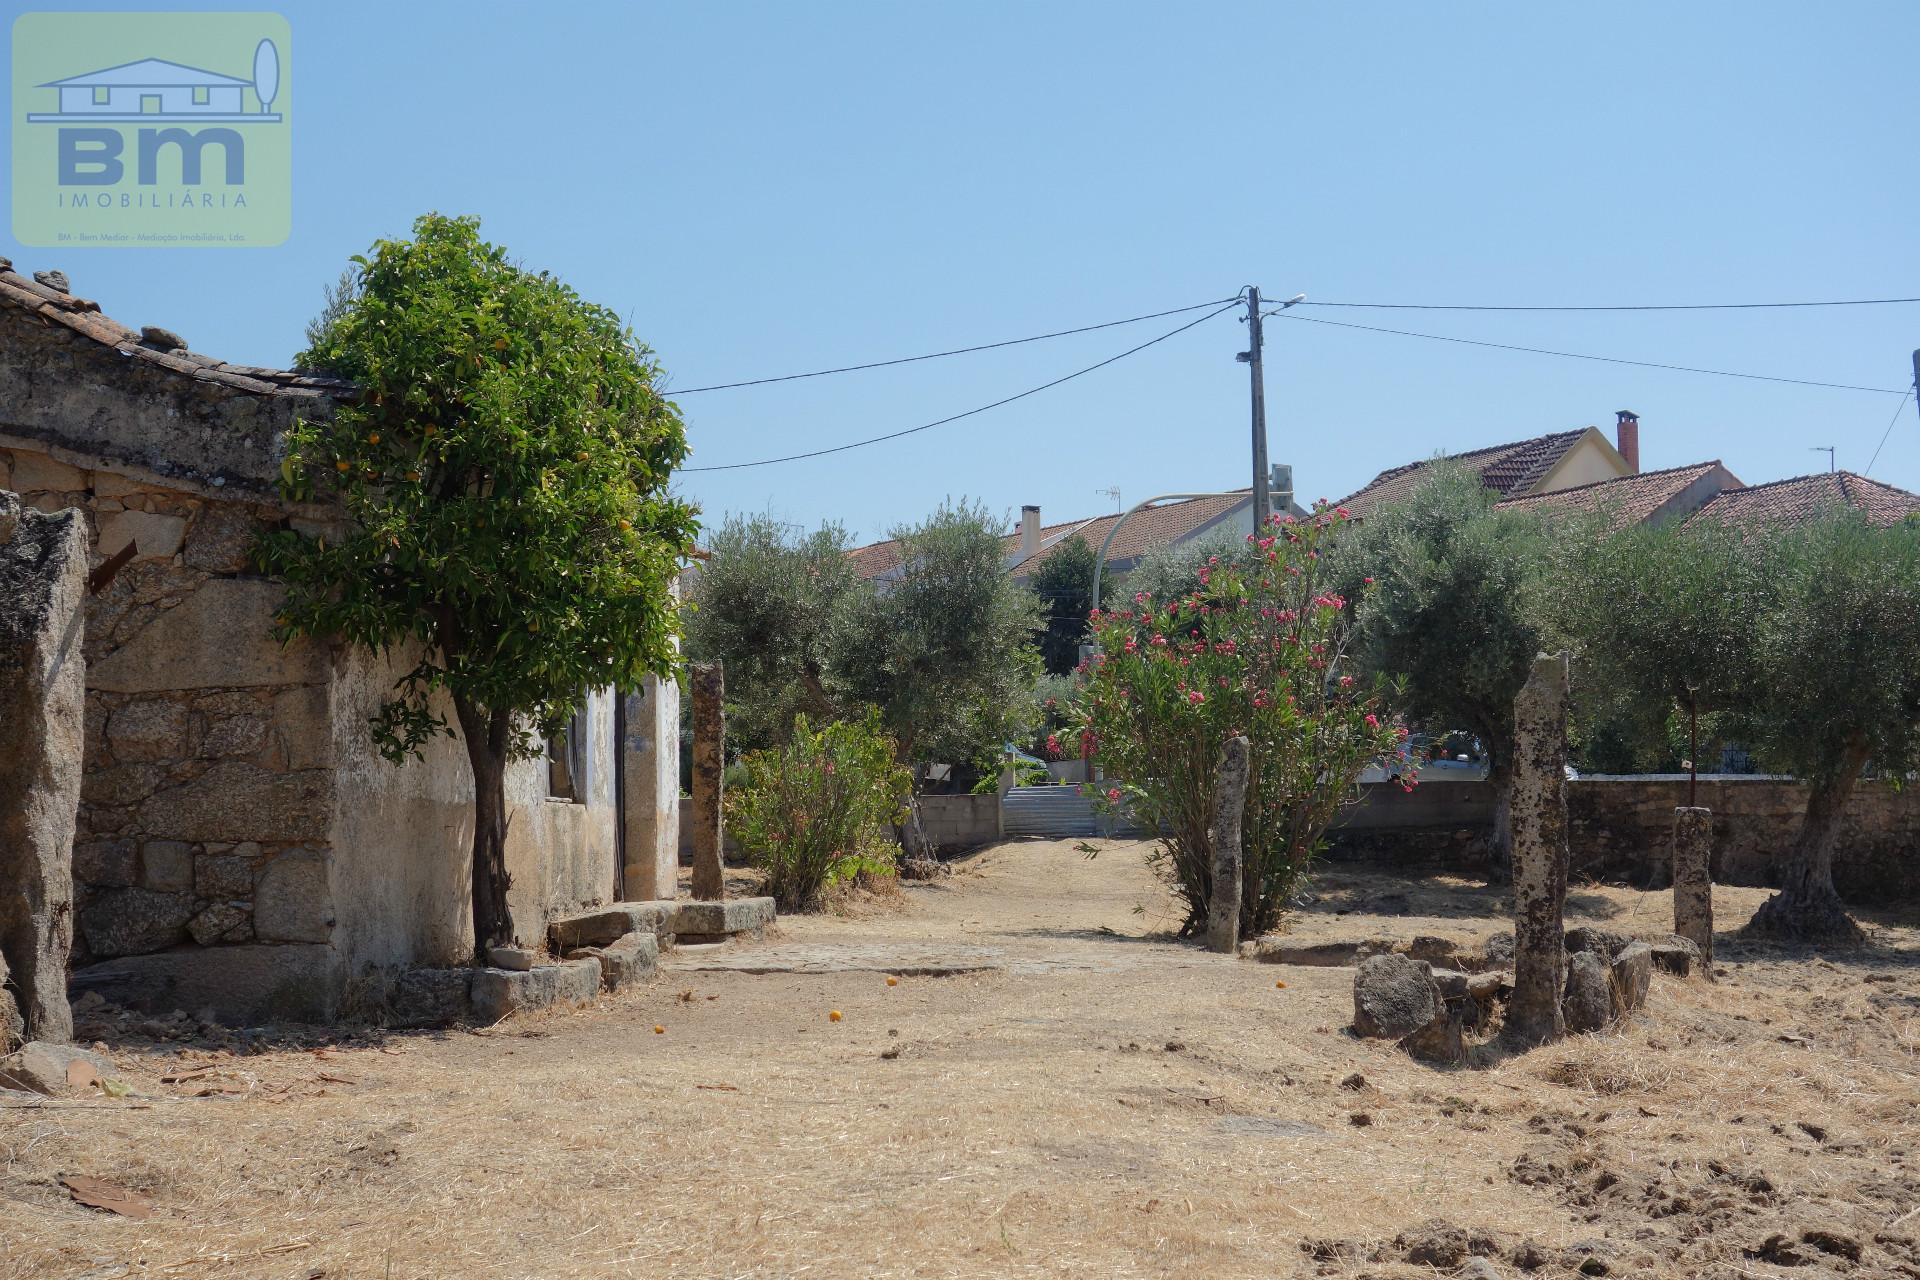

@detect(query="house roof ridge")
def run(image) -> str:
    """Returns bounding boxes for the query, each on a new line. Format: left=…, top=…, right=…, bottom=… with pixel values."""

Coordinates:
left=1498, top=459, right=1721, bottom=503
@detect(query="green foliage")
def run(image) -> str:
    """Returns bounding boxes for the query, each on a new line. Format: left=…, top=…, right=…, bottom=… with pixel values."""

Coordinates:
left=1076, top=509, right=1409, bottom=936
left=1741, top=513, right=1920, bottom=786
left=1552, top=518, right=1768, bottom=772
left=725, top=711, right=914, bottom=912
left=260, top=213, right=697, bottom=763
left=1029, top=534, right=1113, bottom=675
left=834, top=499, right=1043, bottom=765
left=1330, top=466, right=1555, bottom=780
left=685, top=513, right=862, bottom=753
left=1029, top=672, right=1078, bottom=758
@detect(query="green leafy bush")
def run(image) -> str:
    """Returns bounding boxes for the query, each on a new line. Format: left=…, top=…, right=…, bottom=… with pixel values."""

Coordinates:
left=726, top=712, right=914, bottom=912
left=1076, top=507, right=1409, bottom=936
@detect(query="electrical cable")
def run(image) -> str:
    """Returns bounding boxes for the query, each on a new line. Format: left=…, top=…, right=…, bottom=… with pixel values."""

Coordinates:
left=1299, top=296, right=1920, bottom=313
left=1268, top=312, right=1908, bottom=395
left=682, top=301, right=1242, bottom=472
left=1864, top=384, right=1917, bottom=477
left=665, top=295, right=1241, bottom=395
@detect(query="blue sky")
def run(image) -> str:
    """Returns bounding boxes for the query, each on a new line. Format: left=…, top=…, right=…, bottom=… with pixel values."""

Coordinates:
left=7, top=2, right=1918, bottom=544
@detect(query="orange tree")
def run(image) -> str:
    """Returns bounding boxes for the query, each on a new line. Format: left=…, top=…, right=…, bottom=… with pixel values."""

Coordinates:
left=260, top=214, right=696, bottom=960
left=1075, top=507, right=1408, bottom=937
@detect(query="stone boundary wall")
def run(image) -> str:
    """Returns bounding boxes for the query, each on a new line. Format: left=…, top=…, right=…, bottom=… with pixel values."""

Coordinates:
left=1328, top=775, right=1920, bottom=900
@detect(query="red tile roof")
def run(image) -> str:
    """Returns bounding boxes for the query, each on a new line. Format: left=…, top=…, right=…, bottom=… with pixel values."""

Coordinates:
left=1683, top=471, right=1920, bottom=530
left=1338, top=429, right=1588, bottom=517
left=1496, top=461, right=1733, bottom=531
left=848, top=492, right=1252, bottom=581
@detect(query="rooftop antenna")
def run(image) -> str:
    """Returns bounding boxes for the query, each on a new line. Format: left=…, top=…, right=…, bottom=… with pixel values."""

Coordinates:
left=1095, top=486, right=1121, bottom=512
left=1810, top=445, right=1836, bottom=473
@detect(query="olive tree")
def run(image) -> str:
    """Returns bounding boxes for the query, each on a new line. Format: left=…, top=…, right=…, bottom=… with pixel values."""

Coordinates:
left=685, top=513, right=862, bottom=753
left=1331, top=467, right=1554, bottom=873
left=833, top=500, right=1042, bottom=769
left=262, top=213, right=696, bottom=959
left=1551, top=517, right=1768, bottom=794
left=1737, top=513, right=1920, bottom=942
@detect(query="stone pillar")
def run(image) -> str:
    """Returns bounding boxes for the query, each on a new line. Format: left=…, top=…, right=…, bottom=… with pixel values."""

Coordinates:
left=620, top=674, right=681, bottom=901
left=688, top=662, right=725, bottom=901
left=1205, top=736, right=1250, bottom=955
left=0, top=493, right=86, bottom=1047
left=1503, top=652, right=1570, bottom=1049
left=1671, top=806, right=1714, bottom=970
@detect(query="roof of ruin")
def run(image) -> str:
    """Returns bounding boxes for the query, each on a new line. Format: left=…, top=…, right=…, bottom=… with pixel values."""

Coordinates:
left=0, top=258, right=353, bottom=402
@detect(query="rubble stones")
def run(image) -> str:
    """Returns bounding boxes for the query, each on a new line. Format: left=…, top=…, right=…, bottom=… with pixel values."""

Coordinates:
left=470, top=957, right=601, bottom=1023
left=1563, top=950, right=1614, bottom=1034
left=0, top=1041, right=114, bottom=1095
left=1649, top=934, right=1700, bottom=977
left=1564, top=925, right=1631, bottom=963
left=387, top=967, right=472, bottom=1028
left=1610, top=940, right=1653, bottom=1015
left=487, top=946, right=535, bottom=972
left=1353, top=953, right=1442, bottom=1040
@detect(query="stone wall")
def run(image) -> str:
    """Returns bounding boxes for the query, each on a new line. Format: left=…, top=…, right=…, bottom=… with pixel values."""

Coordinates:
left=919, top=794, right=1001, bottom=851
left=1328, top=775, right=1920, bottom=900
left=0, top=448, right=342, bottom=967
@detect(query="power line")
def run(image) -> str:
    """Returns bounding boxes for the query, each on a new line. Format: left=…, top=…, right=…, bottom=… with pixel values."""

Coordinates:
left=665, top=295, right=1241, bottom=395
left=1864, top=384, right=1917, bottom=477
left=1269, top=312, right=1908, bottom=395
left=1300, top=296, right=1920, bottom=313
left=682, top=301, right=1242, bottom=473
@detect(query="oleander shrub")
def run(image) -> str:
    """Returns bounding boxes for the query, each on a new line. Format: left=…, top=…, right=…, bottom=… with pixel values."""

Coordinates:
left=1076, top=506, right=1410, bottom=936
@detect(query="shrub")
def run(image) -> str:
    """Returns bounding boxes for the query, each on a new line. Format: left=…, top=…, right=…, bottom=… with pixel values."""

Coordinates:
left=1076, top=507, right=1409, bottom=936
left=726, top=712, right=913, bottom=912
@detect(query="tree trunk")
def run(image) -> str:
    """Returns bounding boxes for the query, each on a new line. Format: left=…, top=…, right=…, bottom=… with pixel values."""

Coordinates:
left=1743, top=740, right=1869, bottom=946
left=454, top=695, right=515, bottom=962
left=1486, top=759, right=1514, bottom=887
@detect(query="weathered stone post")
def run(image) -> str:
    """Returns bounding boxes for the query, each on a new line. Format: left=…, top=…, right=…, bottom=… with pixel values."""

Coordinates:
left=620, top=673, right=681, bottom=901
left=0, top=494, right=86, bottom=1047
left=1205, top=736, right=1250, bottom=954
left=1671, top=806, right=1714, bottom=971
left=689, top=662, right=726, bottom=901
left=1503, top=652, right=1570, bottom=1049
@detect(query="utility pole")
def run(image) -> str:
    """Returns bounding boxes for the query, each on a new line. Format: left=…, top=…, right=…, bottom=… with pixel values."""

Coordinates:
left=1242, top=286, right=1270, bottom=528
left=1912, top=350, right=1919, bottom=427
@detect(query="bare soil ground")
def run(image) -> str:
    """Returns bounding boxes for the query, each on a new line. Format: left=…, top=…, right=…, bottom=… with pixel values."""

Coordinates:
left=4, top=839, right=1918, bottom=1279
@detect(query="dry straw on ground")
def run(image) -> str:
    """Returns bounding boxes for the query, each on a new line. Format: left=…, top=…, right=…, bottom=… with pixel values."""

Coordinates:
left=4, top=840, right=1916, bottom=1279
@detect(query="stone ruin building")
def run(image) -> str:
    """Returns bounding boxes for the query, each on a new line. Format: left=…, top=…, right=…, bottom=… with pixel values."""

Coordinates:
left=0, top=258, right=689, bottom=1028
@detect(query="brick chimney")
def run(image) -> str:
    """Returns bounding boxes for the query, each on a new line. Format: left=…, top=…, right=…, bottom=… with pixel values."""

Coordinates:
left=1615, top=410, right=1640, bottom=474
left=1020, top=505, right=1041, bottom=561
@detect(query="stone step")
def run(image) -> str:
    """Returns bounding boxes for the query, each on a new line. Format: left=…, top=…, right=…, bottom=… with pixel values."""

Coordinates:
left=669, top=897, right=775, bottom=944
left=548, top=902, right=670, bottom=952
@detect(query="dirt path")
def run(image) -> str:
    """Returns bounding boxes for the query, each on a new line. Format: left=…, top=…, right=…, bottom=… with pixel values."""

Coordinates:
left=5, top=840, right=1918, bottom=1279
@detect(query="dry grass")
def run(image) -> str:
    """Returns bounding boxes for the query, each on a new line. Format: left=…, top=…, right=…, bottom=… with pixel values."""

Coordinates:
left=4, top=840, right=1917, bottom=1279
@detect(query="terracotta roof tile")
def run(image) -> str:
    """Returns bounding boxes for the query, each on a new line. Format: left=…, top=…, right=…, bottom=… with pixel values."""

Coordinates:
left=1339, top=429, right=1588, bottom=517
left=1496, top=461, right=1730, bottom=530
left=849, top=492, right=1252, bottom=581
left=1683, top=471, right=1920, bottom=530
left=0, top=262, right=356, bottom=403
